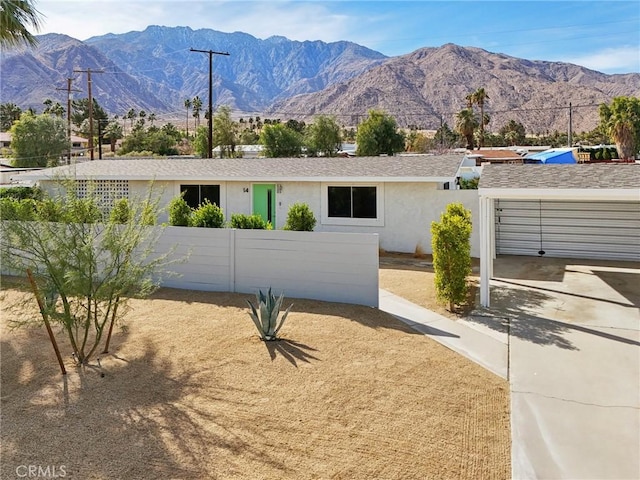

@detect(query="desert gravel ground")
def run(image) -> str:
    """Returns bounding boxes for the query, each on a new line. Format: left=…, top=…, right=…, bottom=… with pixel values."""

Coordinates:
left=1, top=266, right=509, bottom=480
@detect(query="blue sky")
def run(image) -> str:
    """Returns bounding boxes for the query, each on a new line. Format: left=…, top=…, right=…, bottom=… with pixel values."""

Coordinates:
left=34, top=0, right=640, bottom=74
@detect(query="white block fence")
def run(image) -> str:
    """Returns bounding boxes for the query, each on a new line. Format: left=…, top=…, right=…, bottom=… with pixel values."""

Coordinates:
left=156, top=227, right=380, bottom=307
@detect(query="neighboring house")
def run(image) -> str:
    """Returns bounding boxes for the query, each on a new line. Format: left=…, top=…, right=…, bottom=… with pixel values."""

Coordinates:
left=467, top=149, right=525, bottom=166
left=524, top=147, right=577, bottom=164
left=0, top=131, right=89, bottom=158
left=12, top=155, right=479, bottom=255
left=0, top=132, right=11, bottom=150
left=477, top=163, right=640, bottom=306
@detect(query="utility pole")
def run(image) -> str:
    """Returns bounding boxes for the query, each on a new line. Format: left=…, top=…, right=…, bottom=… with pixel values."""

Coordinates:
left=190, top=48, right=230, bottom=158
left=56, top=78, right=81, bottom=164
left=74, top=68, right=104, bottom=160
left=568, top=102, right=573, bottom=147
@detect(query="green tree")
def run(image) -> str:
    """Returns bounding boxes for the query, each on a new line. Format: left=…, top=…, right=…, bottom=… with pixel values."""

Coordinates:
left=213, top=105, right=238, bottom=158
left=183, top=98, right=191, bottom=137
left=285, top=119, right=306, bottom=134
left=305, top=115, right=342, bottom=157
left=500, top=119, right=526, bottom=146
left=0, top=0, right=42, bottom=47
left=103, top=120, right=123, bottom=153
left=599, top=96, right=640, bottom=160
left=0, top=181, right=169, bottom=366
left=472, top=88, right=489, bottom=148
left=125, top=108, right=137, bottom=131
left=71, top=98, right=108, bottom=135
left=0, top=102, right=22, bottom=131
left=192, top=125, right=209, bottom=157
left=119, top=127, right=178, bottom=156
left=431, top=203, right=472, bottom=312
left=192, top=96, right=202, bottom=128
left=9, top=112, right=66, bottom=167
left=405, top=131, right=430, bottom=153
left=260, top=123, right=304, bottom=157
left=355, top=110, right=405, bottom=156
left=42, top=98, right=64, bottom=117
left=161, top=122, right=182, bottom=142
left=433, top=122, right=459, bottom=150
left=455, top=108, right=478, bottom=150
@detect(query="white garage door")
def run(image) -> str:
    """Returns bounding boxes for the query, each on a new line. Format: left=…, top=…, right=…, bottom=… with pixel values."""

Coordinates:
left=495, top=200, right=640, bottom=261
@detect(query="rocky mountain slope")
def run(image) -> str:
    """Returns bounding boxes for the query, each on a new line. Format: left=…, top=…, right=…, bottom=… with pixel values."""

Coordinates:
left=1, top=27, right=638, bottom=134
left=268, top=43, right=640, bottom=133
left=0, top=34, right=171, bottom=114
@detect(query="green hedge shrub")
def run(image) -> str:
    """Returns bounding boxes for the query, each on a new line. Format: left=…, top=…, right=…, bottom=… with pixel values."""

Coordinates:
left=190, top=200, right=225, bottom=228
left=229, top=213, right=270, bottom=229
left=283, top=202, right=316, bottom=231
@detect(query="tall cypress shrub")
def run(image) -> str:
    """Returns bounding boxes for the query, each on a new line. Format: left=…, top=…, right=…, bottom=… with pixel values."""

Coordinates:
left=431, top=203, right=472, bottom=312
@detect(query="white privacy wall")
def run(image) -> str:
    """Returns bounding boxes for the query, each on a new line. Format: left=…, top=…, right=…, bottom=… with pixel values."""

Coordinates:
left=155, top=227, right=380, bottom=307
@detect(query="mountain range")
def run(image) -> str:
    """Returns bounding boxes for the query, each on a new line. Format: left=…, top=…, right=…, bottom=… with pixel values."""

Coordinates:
left=1, top=25, right=639, bottom=134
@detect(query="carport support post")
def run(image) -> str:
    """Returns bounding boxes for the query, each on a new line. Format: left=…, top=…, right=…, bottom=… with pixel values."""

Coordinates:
left=479, top=196, right=493, bottom=307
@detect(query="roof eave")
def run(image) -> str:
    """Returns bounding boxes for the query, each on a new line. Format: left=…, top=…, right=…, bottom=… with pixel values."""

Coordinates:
left=479, top=187, right=640, bottom=201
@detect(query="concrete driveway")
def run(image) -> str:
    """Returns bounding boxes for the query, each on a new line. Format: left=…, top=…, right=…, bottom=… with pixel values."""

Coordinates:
left=469, top=256, right=640, bottom=479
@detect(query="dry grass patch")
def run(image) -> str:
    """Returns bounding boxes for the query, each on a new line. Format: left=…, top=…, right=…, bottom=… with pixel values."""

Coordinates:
left=1, top=281, right=509, bottom=479
left=379, top=253, right=480, bottom=319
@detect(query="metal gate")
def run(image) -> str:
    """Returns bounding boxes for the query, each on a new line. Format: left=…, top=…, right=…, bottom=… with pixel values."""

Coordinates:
left=495, top=200, right=640, bottom=261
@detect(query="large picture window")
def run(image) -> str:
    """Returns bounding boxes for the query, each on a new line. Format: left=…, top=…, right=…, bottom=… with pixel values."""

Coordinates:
left=328, top=186, right=377, bottom=218
left=180, top=184, right=220, bottom=209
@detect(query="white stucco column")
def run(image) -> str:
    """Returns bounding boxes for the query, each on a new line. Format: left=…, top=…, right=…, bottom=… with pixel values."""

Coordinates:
left=479, top=196, right=493, bottom=307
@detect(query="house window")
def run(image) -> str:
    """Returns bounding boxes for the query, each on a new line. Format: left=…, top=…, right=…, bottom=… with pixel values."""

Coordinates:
left=321, top=183, right=384, bottom=227
left=180, top=184, right=220, bottom=209
left=328, top=186, right=377, bottom=218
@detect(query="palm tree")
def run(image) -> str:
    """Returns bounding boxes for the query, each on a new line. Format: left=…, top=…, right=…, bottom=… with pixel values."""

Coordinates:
left=184, top=98, right=191, bottom=137
left=599, top=97, right=640, bottom=160
left=455, top=108, right=478, bottom=150
left=0, top=0, right=43, bottom=47
left=43, top=99, right=64, bottom=117
left=126, top=108, right=137, bottom=131
left=465, top=93, right=475, bottom=109
left=103, top=121, right=123, bottom=153
left=148, top=113, right=156, bottom=126
left=0, top=102, right=22, bottom=130
left=192, top=96, right=202, bottom=128
left=472, top=88, right=489, bottom=148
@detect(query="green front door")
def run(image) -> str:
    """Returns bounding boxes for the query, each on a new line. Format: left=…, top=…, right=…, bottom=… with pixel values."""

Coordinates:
left=252, top=184, right=276, bottom=226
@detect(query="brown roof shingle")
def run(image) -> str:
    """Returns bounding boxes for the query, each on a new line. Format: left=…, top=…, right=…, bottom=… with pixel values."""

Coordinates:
left=15, top=155, right=465, bottom=182
left=479, top=163, right=640, bottom=190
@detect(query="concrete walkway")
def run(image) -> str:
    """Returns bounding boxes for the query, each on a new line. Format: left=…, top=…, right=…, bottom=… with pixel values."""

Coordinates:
left=379, top=288, right=509, bottom=379
left=378, top=287, right=640, bottom=480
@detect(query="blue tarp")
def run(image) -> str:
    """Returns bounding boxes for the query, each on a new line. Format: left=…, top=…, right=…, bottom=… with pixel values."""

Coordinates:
left=524, top=149, right=576, bottom=164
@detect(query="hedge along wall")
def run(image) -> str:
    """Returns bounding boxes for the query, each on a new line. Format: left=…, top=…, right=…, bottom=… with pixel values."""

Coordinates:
left=155, top=227, right=380, bottom=307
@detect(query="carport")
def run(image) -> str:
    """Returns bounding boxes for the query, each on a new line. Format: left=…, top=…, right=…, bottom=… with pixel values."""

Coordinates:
left=478, top=163, right=640, bottom=307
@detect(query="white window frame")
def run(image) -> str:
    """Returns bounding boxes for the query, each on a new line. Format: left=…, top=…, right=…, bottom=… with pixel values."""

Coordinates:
left=321, top=182, right=384, bottom=227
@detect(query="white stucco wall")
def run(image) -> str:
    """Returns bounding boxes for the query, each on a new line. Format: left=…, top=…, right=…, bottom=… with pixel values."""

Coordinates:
left=37, top=178, right=480, bottom=257
left=218, top=181, right=480, bottom=257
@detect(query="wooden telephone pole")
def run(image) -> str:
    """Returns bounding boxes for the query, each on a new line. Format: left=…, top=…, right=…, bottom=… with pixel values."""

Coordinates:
left=190, top=48, right=230, bottom=158
left=73, top=68, right=104, bottom=160
left=56, top=78, right=81, bottom=164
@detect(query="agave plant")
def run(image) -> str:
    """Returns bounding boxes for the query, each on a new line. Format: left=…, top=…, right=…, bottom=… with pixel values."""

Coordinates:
left=247, top=288, right=293, bottom=341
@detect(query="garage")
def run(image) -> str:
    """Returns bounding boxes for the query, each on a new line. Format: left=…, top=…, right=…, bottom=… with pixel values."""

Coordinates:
left=477, top=163, right=640, bottom=307
left=495, top=199, right=640, bottom=261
